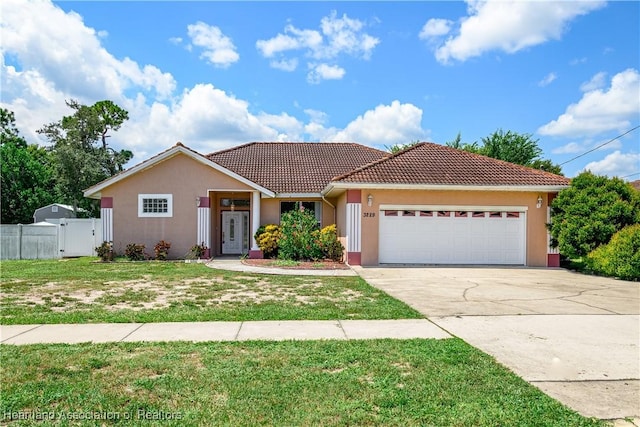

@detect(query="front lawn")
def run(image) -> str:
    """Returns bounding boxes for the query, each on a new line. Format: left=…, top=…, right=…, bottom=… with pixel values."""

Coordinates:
left=0, top=258, right=421, bottom=324
left=0, top=339, right=603, bottom=426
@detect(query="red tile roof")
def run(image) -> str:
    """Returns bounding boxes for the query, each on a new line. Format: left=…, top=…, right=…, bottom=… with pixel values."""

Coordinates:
left=332, top=142, right=570, bottom=187
left=630, top=180, right=640, bottom=191
left=207, top=142, right=389, bottom=193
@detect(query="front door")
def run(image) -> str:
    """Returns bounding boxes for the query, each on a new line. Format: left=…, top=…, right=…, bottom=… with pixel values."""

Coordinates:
left=222, top=211, right=249, bottom=254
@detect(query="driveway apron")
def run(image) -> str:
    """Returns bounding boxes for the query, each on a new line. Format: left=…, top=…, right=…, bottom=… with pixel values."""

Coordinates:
left=353, top=266, right=640, bottom=421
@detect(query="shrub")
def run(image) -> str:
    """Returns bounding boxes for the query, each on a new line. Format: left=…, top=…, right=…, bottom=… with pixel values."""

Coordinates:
left=317, top=224, right=344, bottom=261
left=186, top=242, right=208, bottom=259
left=254, top=224, right=282, bottom=259
left=95, top=241, right=114, bottom=262
left=125, top=243, right=146, bottom=261
left=154, top=240, right=171, bottom=260
left=585, top=224, right=640, bottom=281
left=279, top=206, right=322, bottom=261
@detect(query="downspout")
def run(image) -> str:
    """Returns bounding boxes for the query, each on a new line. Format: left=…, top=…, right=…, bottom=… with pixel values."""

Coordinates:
left=322, top=196, right=336, bottom=224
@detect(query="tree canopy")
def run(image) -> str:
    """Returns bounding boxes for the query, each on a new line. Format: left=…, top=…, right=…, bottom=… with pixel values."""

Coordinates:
left=38, top=100, right=132, bottom=215
left=1, top=109, right=56, bottom=224
left=549, top=171, right=640, bottom=259
left=446, top=129, right=563, bottom=175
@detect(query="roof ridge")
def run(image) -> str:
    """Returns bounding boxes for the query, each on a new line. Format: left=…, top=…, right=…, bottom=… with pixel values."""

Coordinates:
left=332, top=142, right=425, bottom=181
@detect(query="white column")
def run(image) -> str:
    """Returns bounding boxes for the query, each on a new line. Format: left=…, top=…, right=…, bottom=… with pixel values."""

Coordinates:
left=197, top=206, right=211, bottom=248
left=251, top=191, right=261, bottom=250
left=346, top=203, right=362, bottom=253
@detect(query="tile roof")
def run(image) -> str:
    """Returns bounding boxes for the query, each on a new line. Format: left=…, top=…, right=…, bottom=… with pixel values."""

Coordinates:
left=207, top=142, right=389, bottom=193
left=630, top=180, right=640, bottom=191
left=332, top=142, right=570, bottom=187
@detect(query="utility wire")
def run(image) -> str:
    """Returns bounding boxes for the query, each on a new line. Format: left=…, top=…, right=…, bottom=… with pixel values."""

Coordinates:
left=620, top=172, right=640, bottom=179
left=558, top=125, right=640, bottom=166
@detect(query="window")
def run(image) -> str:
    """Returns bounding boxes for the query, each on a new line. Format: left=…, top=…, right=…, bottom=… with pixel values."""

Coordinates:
left=455, top=211, right=468, bottom=218
left=138, top=194, right=173, bottom=217
left=506, top=212, right=520, bottom=218
left=472, top=211, right=486, bottom=218
left=437, top=211, right=451, bottom=217
left=419, top=211, right=433, bottom=217
left=489, top=211, right=502, bottom=218
left=51, top=205, right=59, bottom=213
left=280, top=201, right=322, bottom=225
left=384, top=210, right=399, bottom=216
left=402, top=210, right=416, bottom=217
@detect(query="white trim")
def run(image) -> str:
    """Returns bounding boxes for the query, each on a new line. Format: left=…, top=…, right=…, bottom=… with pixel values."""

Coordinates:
left=84, top=145, right=275, bottom=199
left=251, top=191, right=261, bottom=250
left=101, top=208, right=113, bottom=242
left=197, top=207, right=211, bottom=248
left=379, top=204, right=529, bottom=212
left=138, top=194, right=173, bottom=217
left=276, top=193, right=323, bottom=198
left=323, top=182, right=568, bottom=195
left=346, top=203, right=361, bottom=252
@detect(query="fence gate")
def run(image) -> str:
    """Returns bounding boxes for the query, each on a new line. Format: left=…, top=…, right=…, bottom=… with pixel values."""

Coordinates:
left=50, top=218, right=102, bottom=257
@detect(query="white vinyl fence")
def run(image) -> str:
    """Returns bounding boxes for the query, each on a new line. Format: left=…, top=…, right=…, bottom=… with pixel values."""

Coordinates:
left=1, top=219, right=102, bottom=260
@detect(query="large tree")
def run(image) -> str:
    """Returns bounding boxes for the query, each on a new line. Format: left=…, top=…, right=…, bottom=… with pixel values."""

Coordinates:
left=38, top=100, right=132, bottom=215
left=549, top=171, right=640, bottom=259
left=1, top=109, right=56, bottom=224
left=446, top=130, right=563, bottom=175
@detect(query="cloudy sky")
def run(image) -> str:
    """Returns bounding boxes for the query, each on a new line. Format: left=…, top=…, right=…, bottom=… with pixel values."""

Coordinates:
left=1, top=0, right=638, bottom=179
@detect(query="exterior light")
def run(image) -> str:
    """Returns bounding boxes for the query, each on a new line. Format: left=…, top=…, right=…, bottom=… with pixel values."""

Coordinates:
left=536, top=195, right=543, bottom=209
left=367, top=194, right=373, bottom=207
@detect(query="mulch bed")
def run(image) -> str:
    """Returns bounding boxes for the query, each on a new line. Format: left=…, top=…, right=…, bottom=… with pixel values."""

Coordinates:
left=242, top=259, right=350, bottom=270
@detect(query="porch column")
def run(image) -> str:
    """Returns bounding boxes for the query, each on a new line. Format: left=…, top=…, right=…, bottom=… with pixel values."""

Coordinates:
left=346, top=189, right=362, bottom=265
left=196, top=196, right=211, bottom=258
left=249, top=191, right=263, bottom=259
left=546, top=193, right=560, bottom=267
left=100, top=197, right=113, bottom=243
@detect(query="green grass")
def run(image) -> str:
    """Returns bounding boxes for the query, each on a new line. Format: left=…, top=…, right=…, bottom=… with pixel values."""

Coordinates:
left=0, top=339, right=603, bottom=426
left=0, top=258, right=421, bottom=324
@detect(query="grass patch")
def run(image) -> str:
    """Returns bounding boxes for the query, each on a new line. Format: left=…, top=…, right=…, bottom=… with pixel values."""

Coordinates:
left=0, top=258, right=421, bottom=324
left=0, top=339, right=603, bottom=426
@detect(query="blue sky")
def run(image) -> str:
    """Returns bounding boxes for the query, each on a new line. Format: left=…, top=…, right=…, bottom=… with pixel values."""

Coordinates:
left=2, top=0, right=639, bottom=179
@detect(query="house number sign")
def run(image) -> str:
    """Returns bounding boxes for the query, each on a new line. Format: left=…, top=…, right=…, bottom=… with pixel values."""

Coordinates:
left=363, top=212, right=376, bottom=218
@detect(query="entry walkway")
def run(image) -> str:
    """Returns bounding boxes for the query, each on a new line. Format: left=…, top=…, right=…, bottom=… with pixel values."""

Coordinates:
left=0, top=319, right=449, bottom=345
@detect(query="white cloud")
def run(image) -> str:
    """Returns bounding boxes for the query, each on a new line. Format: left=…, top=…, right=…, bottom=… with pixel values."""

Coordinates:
left=330, top=101, right=427, bottom=146
left=538, top=72, right=557, bottom=87
left=256, top=10, right=379, bottom=82
left=538, top=69, right=640, bottom=137
left=1, top=0, right=176, bottom=102
left=307, top=63, right=346, bottom=84
left=583, top=151, right=640, bottom=178
left=419, top=18, right=453, bottom=39
left=552, top=142, right=583, bottom=155
left=426, top=0, right=605, bottom=64
left=579, top=71, right=607, bottom=92
left=169, top=37, right=183, bottom=45
left=269, top=58, right=299, bottom=72
left=187, top=21, right=239, bottom=68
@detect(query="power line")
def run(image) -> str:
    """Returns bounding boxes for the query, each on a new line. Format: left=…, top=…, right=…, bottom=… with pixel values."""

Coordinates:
left=558, top=125, right=640, bottom=166
left=620, top=172, right=640, bottom=179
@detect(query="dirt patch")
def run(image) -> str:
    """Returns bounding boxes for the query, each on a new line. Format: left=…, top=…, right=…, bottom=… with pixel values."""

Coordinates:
left=242, top=259, right=350, bottom=270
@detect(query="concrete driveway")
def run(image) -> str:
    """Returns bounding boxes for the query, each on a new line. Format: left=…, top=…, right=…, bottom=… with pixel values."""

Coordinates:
left=353, top=266, right=640, bottom=421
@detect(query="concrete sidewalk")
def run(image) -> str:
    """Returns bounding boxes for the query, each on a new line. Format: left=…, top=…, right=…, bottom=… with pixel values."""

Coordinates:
left=0, top=319, right=450, bottom=345
left=206, top=259, right=357, bottom=276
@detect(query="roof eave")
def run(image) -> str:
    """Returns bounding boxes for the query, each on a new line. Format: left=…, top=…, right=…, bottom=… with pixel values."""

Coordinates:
left=83, top=145, right=276, bottom=199
left=323, top=182, right=569, bottom=195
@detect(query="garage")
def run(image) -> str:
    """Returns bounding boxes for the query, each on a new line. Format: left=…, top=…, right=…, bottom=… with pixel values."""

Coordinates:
left=379, top=206, right=526, bottom=265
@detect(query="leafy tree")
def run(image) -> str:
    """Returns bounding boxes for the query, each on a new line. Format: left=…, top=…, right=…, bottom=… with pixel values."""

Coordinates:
left=1, top=109, right=57, bottom=224
left=549, top=171, right=640, bottom=259
left=446, top=129, right=563, bottom=176
left=385, top=140, right=420, bottom=154
left=37, top=100, right=132, bottom=215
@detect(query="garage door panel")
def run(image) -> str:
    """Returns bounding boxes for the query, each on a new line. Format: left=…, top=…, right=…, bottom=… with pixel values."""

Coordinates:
left=379, top=208, right=525, bottom=265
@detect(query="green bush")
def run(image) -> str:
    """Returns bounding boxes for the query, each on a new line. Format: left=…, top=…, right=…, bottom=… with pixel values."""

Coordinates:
left=154, top=240, right=171, bottom=260
left=254, top=224, right=282, bottom=259
left=317, top=224, right=344, bottom=261
left=125, top=243, right=146, bottom=261
left=586, top=224, right=640, bottom=281
left=279, top=206, right=322, bottom=261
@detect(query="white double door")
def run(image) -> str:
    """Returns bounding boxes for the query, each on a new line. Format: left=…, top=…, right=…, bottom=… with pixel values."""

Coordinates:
left=222, top=211, right=249, bottom=255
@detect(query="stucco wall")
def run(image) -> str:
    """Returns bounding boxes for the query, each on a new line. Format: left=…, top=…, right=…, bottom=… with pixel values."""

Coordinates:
left=350, top=189, right=550, bottom=267
left=102, top=153, right=253, bottom=258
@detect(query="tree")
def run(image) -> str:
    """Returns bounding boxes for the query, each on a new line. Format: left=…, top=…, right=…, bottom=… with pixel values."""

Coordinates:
left=1, top=109, right=56, bottom=224
left=37, top=100, right=131, bottom=215
left=385, top=141, right=420, bottom=154
left=446, top=129, right=563, bottom=175
left=549, top=171, right=640, bottom=259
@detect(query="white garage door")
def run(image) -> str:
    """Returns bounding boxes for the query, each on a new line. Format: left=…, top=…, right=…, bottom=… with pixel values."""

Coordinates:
left=379, top=208, right=526, bottom=265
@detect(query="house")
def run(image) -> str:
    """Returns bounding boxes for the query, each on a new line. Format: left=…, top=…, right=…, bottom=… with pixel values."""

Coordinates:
left=83, top=141, right=570, bottom=267
left=630, top=180, right=640, bottom=192
left=33, top=203, right=86, bottom=223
